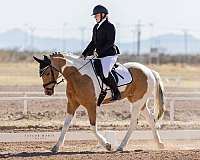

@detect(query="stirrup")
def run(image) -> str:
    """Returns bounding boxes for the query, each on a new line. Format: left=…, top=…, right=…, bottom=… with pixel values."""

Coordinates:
left=111, top=91, right=121, bottom=101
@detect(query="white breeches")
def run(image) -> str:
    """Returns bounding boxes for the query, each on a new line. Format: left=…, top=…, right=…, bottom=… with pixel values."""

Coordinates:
left=99, top=55, right=118, bottom=78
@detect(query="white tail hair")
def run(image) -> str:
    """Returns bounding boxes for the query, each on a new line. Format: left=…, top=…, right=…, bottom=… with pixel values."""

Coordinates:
left=151, top=70, right=165, bottom=120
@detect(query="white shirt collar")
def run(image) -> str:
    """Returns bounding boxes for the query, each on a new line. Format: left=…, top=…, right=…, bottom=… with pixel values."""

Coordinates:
left=97, top=18, right=107, bottom=29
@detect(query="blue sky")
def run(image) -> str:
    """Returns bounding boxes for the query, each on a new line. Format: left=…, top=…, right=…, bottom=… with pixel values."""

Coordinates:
left=1, top=0, right=200, bottom=42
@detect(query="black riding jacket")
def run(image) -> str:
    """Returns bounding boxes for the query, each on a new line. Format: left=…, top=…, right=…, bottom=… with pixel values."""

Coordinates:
left=82, top=19, right=119, bottom=58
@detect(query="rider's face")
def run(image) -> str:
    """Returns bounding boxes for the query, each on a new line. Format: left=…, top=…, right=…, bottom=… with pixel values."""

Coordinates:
left=94, top=13, right=105, bottom=23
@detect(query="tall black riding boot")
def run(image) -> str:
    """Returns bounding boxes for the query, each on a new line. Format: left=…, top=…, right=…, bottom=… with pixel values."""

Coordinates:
left=104, top=73, right=121, bottom=101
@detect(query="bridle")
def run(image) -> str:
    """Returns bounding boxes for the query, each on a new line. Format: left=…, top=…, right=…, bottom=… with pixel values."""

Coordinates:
left=42, top=56, right=95, bottom=91
left=42, top=65, right=64, bottom=91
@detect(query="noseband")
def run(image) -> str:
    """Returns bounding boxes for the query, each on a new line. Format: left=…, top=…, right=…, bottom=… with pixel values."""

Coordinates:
left=42, top=65, right=64, bottom=90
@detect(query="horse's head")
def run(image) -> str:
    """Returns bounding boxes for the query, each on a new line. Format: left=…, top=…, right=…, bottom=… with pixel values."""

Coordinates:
left=33, top=53, right=63, bottom=96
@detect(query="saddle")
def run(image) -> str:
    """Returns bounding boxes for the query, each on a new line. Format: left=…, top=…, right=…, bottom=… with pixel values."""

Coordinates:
left=91, top=60, right=133, bottom=106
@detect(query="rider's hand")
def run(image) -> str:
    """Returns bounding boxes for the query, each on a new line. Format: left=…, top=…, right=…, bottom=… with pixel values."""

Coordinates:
left=94, top=51, right=98, bottom=57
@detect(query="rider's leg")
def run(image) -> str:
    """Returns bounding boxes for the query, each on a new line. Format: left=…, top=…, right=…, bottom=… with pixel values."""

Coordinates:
left=104, top=72, right=121, bottom=100
left=100, top=55, right=121, bottom=100
left=93, top=59, right=106, bottom=82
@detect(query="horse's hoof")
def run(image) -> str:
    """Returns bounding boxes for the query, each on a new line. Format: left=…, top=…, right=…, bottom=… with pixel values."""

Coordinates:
left=105, top=143, right=112, bottom=151
left=158, top=142, right=164, bottom=149
left=116, top=146, right=123, bottom=152
left=51, top=145, right=59, bottom=153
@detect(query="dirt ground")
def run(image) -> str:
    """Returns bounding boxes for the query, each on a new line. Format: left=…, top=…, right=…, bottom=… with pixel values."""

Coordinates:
left=1, top=140, right=200, bottom=160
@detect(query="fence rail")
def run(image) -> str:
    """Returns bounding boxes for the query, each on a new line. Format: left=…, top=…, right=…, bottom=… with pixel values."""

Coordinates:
left=0, top=91, right=200, bottom=123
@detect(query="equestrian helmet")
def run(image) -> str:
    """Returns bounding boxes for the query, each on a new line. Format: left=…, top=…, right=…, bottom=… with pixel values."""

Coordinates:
left=92, top=5, right=108, bottom=15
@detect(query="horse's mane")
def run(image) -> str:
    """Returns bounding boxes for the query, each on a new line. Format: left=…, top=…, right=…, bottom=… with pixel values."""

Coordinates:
left=50, top=52, right=64, bottom=58
left=50, top=52, right=86, bottom=67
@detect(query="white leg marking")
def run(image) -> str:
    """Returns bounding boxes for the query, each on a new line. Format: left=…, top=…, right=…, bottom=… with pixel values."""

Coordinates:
left=52, top=113, right=73, bottom=152
left=91, top=125, right=111, bottom=151
left=118, top=103, right=139, bottom=150
left=141, top=107, right=164, bottom=149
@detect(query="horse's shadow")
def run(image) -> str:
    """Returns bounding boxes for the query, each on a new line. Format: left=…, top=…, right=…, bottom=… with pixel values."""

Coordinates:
left=0, top=150, right=130, bottom=158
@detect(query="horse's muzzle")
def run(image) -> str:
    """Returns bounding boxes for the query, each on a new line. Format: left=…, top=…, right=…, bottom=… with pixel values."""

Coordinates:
left=44, top=88, right=54, bottom=96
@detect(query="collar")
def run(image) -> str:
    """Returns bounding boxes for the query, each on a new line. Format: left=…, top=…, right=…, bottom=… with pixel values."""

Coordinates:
left=97, top=18, right=107, bottom=29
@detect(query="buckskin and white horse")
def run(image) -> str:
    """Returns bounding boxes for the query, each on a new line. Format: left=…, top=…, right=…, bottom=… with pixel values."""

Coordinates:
left=33, top=52, right=165, bottom=153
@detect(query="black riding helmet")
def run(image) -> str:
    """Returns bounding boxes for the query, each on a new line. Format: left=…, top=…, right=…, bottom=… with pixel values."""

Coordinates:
left=92, top=5, right=108, bottom=15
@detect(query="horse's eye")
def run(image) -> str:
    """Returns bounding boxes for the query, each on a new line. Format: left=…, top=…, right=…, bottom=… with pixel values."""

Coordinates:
left=46, top=72, right=50, bottom=76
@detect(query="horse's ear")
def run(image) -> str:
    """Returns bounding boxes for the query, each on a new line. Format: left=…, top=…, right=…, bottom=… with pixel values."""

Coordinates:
left=43, top=55, right=51, bottom=64
left=33, top=56, right=43, bottom=64
left=43, top=55, right=48, bottom=59
left=43, top=55, right=50, bottom=61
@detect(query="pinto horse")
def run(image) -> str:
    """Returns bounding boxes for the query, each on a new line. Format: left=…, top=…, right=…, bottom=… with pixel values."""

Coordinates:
left=33, top=53, right=165, bottom=153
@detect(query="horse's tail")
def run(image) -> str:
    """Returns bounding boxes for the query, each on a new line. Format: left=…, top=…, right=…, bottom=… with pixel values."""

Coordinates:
left=151, top=70, right=165, bottom=120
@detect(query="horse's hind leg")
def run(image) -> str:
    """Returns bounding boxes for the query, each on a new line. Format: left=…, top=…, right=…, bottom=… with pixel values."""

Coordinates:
left=87, top=104, right=111, bottom=151
left=141, top=104, right=164, bottom=149
left=117, top=102, right=140, bottom=151
left=51, top=100, right=79, bottom=153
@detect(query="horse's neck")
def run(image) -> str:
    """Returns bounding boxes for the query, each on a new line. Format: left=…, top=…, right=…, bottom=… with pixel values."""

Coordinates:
left=51, top=56, right=83, bottom=79
left=51, top=57, right=67, bottom=72
left=64, top=61, right=84, bottom=82
left=53, top=55, right=91, bottom=81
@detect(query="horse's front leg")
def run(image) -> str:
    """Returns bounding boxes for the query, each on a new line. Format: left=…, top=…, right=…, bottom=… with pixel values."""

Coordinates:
left=51, top=101, right=79, bottom=153
left=87, top=104, right=111, bottom=151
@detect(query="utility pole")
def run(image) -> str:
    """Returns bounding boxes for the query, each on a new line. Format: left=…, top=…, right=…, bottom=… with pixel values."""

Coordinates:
left=131, top=29, right=136, bottom=54
left=25, top=24, right=35, bottom=52
left=183, top=29, right=188, bottom=54
left=149, top=23, right=154, bottom=50
left=116, top=22, right=121, bottom=47
left=62, top=22, right=68, bottom=51
left=29, top=26, right=35, bottom=52
left=23, top=24, right=29, bottom=51
left=136, top=20, right=141, bottom=56
left=24, top=24, right=36, bottom=52
left=80, top=27, right=86, bottom=50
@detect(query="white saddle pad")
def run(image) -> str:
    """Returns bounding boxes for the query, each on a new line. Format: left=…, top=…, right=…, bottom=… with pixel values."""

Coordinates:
left=113, top=63, right=133, bottom=87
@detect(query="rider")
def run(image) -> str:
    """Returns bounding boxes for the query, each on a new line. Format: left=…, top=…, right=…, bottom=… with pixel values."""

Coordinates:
left=80, top=5, right=121, bottom=101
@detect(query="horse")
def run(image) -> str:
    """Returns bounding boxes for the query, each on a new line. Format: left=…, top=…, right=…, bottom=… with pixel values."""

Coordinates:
left=33, top=52, right=165, bottom=153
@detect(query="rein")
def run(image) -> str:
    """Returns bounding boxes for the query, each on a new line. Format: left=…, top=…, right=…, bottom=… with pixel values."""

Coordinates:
left=62, top=56, right=95, bottom=78
left=76, top=56, right=96, bottom=71
left=43, top=56, right=95, bottom=89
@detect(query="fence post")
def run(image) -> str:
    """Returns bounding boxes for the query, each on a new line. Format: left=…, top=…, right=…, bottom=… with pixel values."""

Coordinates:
left=23, top=94, right=28, bottom=115
left=170, top=100, right=175, bottom=124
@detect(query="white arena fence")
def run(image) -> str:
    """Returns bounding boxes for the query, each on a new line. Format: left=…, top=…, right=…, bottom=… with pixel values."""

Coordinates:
left=0, top=91, right=200, bottom=123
